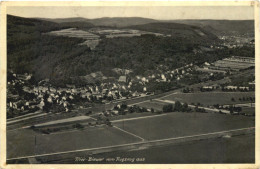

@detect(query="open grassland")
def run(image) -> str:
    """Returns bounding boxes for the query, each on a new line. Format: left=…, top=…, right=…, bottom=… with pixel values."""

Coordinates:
left=162, top=92, right=255, bottom=106
left=241, top=107, right=255, bottom=114
left=114, top=112, right=254, bottom=140
left=136, top=100, right=167, bottom=111
left=7, top=126, right=141, bottom=159
left=71, top=133, right=254, bottom=164
left=106, top=112, right=161, bottom=121
left=7, top=111, right=254, bottom=161
left=35, top=116, right=93, bottom=127
left=48, top=28, right=99, bottom=40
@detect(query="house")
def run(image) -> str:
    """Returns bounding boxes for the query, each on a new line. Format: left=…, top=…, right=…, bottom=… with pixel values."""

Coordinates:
left=161, top=74, right=166, bottom=82
left=136, top=76, right=141, bottom=80
left=47, top=97, right=53, bottom=103
left=202, top=86, right=214, bottom=90
left=249, top=81, right=255, bottom=85
left=118, top=76, right=127, bottom=83
left=39, top=100, right=45, bottom=109
left=204, top=62, right=210, bottom=66
left=112, top=110, right=119, bottom=115
left=225, top=86, right=237, bottom=90
left=141, top=77, right=147, bottom=82
left=238, top=87, right=249, bottom=90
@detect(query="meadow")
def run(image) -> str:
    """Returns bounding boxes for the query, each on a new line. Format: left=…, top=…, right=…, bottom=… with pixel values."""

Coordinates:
left=114, top=112, right=254, bottom=140
left=162, top=92, right=255, bottom=106
left=136, top=100, right=167, bottom=111
left=7, top=111, right=254, bottom=162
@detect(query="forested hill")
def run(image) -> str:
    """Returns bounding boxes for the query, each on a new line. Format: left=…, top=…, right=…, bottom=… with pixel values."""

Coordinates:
left=168, top=20, right=254, bottom=36
left=8, top=15, right=241, bottom=86
left=38, top=17, right=157, bottom=27
left=39, top=16, right=254, bottom=36
left=8, top=15, right=67, bottom=33
left=126, top=22, right=218, bottom=41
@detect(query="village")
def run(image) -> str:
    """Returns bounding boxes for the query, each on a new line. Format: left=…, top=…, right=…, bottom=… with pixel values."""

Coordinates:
left=7, top=54, right=255, bottom=119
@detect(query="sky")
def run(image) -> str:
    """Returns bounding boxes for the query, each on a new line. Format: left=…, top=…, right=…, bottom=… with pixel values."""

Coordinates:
left=7, top=6, right=254, bottom=20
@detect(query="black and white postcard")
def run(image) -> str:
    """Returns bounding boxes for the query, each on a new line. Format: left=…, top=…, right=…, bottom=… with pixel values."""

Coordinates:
left=0, top=1, right=259, bottom=169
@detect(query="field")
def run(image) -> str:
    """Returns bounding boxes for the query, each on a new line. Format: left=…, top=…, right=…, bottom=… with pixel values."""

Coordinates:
left=162, top=92, right=255, bottom=106
left=47, top=28, right=99, bottom=40
left=241, top=107, right=255, bottom=115
left=106, top=112, right=161, bottom=121
left=136, top=100, right=167, bottom=111
left=79, top=39, right=100, bottom=50
left=75, top=133, right=254, bottom=164
left=114, top=112, right=254, bottom=140
left=214, top=60, right=254, bottom=70
left=47, top=28, right=100, bottom=49
left=35, top=115, right=93, bottom=127
left=90, top=28, right=165, bottom=38
left=7, top=126, right=141, bottom=159
left=7, top=112, right=255, bottom=162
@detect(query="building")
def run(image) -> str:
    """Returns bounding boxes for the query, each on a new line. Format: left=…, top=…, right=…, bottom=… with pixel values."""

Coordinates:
left=118, top=76, right=128, bottom=83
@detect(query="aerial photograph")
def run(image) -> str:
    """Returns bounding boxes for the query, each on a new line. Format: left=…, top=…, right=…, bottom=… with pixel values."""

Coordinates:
left=6, top=6, right=255, bottom=164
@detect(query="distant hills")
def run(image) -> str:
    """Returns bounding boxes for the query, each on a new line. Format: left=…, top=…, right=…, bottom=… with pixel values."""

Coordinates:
left=126, top=22, right=218, bottom=40
left=38, top=17, right=157, bottom=27
left=37, top=16, right=219, bottom=40
left=38, top=16, right=254, bottom=36
left=7, top=15, right=254, bottom=85
left=168, top=20, right=254, bottom=36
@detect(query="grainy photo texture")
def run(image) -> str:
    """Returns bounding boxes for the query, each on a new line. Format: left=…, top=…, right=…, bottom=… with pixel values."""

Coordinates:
left=5, top=5, right=256, bottom=164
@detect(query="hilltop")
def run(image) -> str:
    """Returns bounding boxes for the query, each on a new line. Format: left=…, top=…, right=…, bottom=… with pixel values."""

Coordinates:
left=38, top=17, right=157, bottom=27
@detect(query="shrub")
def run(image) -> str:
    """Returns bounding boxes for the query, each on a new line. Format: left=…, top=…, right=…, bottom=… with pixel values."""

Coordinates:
left=163, top=104, right=173, bottom=112
left=73, top=123, right=84, bottom=129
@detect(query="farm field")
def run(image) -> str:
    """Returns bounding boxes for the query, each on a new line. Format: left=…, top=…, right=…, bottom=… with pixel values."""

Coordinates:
left=136, top=100, right=167, bottom=111
left=114, top=112, right=254, bottom=140
left=162, top=92, right=255, bottom=106
left=7, top=126, right=141, bottom=159
left=47, top=28, right=99, bottom=40
left=90, top=28, right=165, bottom=38
left=7, top=111, right=255, bottom=161
left=72, top=133, right=254, bottom=164
left=106, top=112, right=162, bottom=121
left=34, top=115, right=93, bottom=127
left=241, top=107, right=255, bottom=115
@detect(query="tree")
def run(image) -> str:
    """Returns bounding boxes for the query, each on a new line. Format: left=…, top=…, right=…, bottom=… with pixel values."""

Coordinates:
left=121, top=103, right=127, bottom=110
left=229, top=106, right=234, bottom=114
left=163, top=104, right=173, bottom=113
left=182, top=102, right=189, bottom=112
left=151, top=108, right=155, bottom=113
left=85, top=111, right=92, bottom=115
left=73, top=123, right=84, bottom=129
left=174, top=101, right=182, bottom=112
